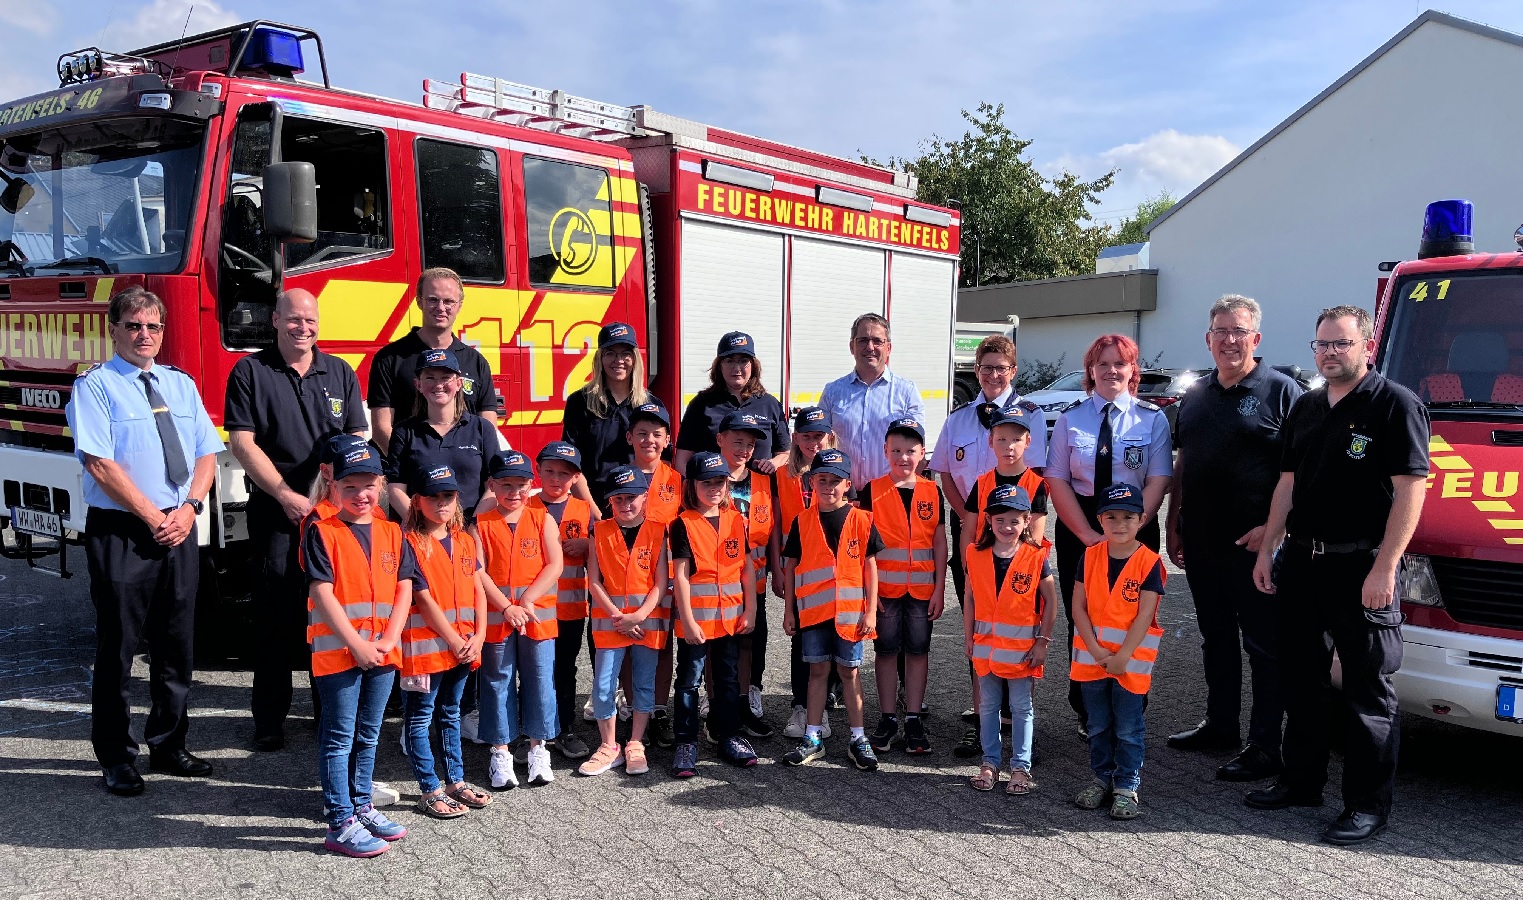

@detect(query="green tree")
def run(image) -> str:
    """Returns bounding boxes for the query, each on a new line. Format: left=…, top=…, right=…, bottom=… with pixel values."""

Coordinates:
left=881, top=103, right=1115, bottom=286
left=1110, top=192, right=1177, bottom=246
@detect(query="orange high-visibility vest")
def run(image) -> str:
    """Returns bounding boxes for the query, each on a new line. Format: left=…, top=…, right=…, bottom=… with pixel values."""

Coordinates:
left=297, top=498, right=341, bottom=569
left=776, top=466, right=809, bottom=539
left=675, top=508, right=747, bottom=640
left=1069, top=542, right=1165, bottom=693
left=868, top=475, right=940, bottom=601
left=478, top=505, right=554, bottom=642
left=307, top=517, right=405, bottom=677
left=530, top=494, right=592, bottom=621
left=794, top=506, right=874, bottom=641
left=741, top=473, right=774, bottom=594
left=644, top=462, right=683, bottom=526
left=972, top=467, right=1045, bottom=538
left=401, top=528, right=481, bottom=676
left=590, top=518, right=668, bottom=650
left=967, top=539, right=1051, bottom=679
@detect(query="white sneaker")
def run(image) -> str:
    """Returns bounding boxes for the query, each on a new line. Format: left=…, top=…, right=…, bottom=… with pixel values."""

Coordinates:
left=698, top=690, right=710, bottom=720
left=490, top=747, right=518, bottom=789
left=460, top=710, right=484, bottom=745
left=820, top=714, right=832, bottom=740
left=748, top=686, right=764, bottom=719
left=371, top=781, right=400, bottom=807
left=783, top=705, right=808, bottom=739
left=616, top=689, right=631, bottom=722
left=527, top=744, right=555, bottom=785
left=582, top=698, right=596, bottom=722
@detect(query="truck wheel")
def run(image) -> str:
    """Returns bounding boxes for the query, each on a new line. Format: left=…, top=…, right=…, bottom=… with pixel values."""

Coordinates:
left=194, top=543, right=257, bottom=668
left=953, top=376, right=978, bottom=410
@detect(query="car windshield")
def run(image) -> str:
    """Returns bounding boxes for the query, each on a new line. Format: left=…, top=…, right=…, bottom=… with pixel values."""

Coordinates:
left=0, top=117, right=204, bottom=275
left=1137, top=373, right=1175, bottom=394
left=1381, top=269, right=1523, bottom=413
left=1045, top=371, right=1085, bottom=391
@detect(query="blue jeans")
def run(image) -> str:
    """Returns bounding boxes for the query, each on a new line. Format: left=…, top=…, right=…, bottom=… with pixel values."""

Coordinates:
left=675, top=634, right=739, bottom=743
left=314, top=664, right=395, bottom=829
left=799, top=624, right=864, bottom=667
left=1081, top=678, right=1148, bottom=792
left=479, top=634, right=557, bottom=744
left=403, top=663, right=470, bottom=794
left=977, top=672, right=1034, bottom=771
left=592, top=644, right=658, bottom=720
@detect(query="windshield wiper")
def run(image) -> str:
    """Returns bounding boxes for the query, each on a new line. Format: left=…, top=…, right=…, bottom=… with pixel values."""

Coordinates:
left=26, top=256, right=117, bottom=275
left=1428, top=400, right=1523, bottom=410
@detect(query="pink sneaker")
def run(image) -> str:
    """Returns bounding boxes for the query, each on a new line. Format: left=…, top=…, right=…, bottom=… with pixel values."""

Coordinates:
left=625, top=740, right=649, bottom=775
left=577, top=742, right=625, bottom=776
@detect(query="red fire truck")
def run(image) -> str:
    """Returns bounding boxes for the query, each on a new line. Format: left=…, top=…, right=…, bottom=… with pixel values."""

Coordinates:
left=0, top=22, right=959, bottom=655
left=1375, top=199, right=1523, bottom=736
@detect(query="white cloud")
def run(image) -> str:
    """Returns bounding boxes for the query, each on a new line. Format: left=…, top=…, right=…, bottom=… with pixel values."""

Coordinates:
left=103, top=0, right=242, bottom=52
left=1049, top=130, right=1240, bottom=225
left=0, top=3, right=59, bottom=36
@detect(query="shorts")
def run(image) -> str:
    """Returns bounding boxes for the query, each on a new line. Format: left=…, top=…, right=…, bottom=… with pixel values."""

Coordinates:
left=800, top=624, right=865, bottom=668
left=873, top=594, right=931, bottom=656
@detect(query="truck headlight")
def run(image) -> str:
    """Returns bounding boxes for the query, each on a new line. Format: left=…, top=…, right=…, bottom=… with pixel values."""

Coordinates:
left=1395, top=554, right=1443, bottom=607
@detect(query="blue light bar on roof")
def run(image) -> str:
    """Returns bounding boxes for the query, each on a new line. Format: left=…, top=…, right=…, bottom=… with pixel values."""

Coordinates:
left=243, top=27, right=304, bottom=76
left=1418, top=199, right=1474, bottom=259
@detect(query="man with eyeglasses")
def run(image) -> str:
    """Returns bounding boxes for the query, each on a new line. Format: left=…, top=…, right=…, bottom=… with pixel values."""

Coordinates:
left=367, top=267, right=501, bottom=456
left=1245, top=304, right=1428, bottom=846
left=1166, top=295, right=1301, bottom=783
left=65, top=286, right=223, bottom=796
left=818, top=313, right=924, bottom=489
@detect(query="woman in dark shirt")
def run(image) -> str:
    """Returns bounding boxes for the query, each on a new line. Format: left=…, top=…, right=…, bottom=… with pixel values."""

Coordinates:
left=563, top=322, right=659, bottom=511
left=385, top=349, right=499, bottom=523
left=674, top=331, right=790, bottom=475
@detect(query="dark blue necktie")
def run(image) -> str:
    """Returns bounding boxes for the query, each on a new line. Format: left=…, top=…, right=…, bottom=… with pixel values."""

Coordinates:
left=140, top=371, right=190, bottom=487
left=1095, top=402, right=1114, bottom=493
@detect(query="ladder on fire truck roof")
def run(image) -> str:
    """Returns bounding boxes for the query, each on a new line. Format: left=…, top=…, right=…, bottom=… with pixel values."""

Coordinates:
left=422, top=73, right=647, bottom=141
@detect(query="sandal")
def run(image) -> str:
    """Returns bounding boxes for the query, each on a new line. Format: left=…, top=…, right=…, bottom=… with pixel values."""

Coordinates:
left=445, top=781, right=493, bottom=809
left=1006, top=769, right=1036, bottom=795
left=417, top=790, right=466, bottom=819
left=969, top=764, right=998, bottom=792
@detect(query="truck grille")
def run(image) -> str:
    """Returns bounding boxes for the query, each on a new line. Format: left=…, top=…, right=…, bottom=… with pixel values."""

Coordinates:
left=1431, top=557, right=1523, bottom=632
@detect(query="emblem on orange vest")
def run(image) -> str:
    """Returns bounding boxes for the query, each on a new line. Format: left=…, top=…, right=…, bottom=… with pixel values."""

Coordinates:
left=659, top=483, right=676, bottom=502
left=724, top=538, right=741, bottom=559
left=1123, top=578, right=1141, bottom=602
left=754, top=501, right=770, bottom=524
left=565, top=520, right=584, bottom=540
left=461, top=552, right=475, bottom=575
left=846, top=537, right=860, bottom=559
left=520, top=538, right=537, bottom=558
left=637, top=547, right=652, bottom=569
left=381, top=551, right=398, bottom=575
left=1011, top=571, right=1033, bottom=594
left=916, top=499, right=935, bottom=521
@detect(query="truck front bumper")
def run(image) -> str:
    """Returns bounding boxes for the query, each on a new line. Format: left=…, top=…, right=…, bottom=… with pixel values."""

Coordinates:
left=1396, top=624, right=1523, bottom=736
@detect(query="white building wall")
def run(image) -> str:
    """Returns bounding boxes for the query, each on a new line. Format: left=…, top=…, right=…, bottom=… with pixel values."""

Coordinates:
left=1145, top=21, right=1523, bottom=372
left=1016, top=312, right=1140, bottom=377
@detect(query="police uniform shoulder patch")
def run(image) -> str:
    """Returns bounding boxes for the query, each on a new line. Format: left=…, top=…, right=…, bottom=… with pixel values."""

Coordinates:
left=1060, top=399, right=1085, bottom=413
left=1135, top=399, right=1161, bottom=412
left=1018, top=399, right=1040, bottom=413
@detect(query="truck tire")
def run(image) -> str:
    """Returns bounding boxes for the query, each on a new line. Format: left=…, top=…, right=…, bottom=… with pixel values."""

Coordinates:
left=193, top=543, right=257, bottom=668
left=953, top=375, right=979, bottom=410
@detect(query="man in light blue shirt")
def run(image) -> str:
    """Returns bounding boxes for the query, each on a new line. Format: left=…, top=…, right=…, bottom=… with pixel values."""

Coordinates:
left=818, top=313, right=924, bottom=488
left=65, top=286, right=222, bottom=796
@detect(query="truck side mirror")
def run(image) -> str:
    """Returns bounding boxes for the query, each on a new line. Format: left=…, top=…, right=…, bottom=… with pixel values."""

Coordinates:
left=262, top=161, right=317, bottom=243
left=0, top=173, right=34, bottom=215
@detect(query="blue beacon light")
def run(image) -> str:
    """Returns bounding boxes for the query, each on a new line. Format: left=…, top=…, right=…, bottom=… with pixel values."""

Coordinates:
left=1419, top=199, right=1474, bottom=259
left=241, top=27, right=304, bottom=77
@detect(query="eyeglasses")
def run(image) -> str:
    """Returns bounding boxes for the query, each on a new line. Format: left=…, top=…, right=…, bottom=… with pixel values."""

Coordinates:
left=421, top=295, right=461, bottom=308
left=1309, top=339, right=1359, bottom=354
left=1208, top=328, right=1255, bottom=342
left=976, top=364, right=1014, bottom=376
left=854, top=337, right=888, bottom=348
left=116, top=321, right=164, bottom=334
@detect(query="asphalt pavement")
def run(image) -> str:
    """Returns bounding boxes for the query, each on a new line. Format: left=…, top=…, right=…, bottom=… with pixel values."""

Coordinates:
left=0, top=513, right=1519, bottom=900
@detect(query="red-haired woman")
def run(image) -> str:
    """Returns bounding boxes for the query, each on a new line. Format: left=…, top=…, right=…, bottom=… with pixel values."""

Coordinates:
left=1045, top=333, right=1173, bottom=734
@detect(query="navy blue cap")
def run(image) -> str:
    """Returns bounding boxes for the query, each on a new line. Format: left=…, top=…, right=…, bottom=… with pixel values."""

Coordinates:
left=415, top=347, right=461, bottom=374
left=988, top=404, right=1034, bottom=433
left=628, top=400, right=671, bottom=429
left=717, top=410, right=769, bottom=438
left=984, top=484, right=1032, bottom=514
left=536, top=441, right=583, bottom=471
left=332, top=443, right=384, bottom=480
left=605, top=465, right=651, bottom=497
left=487, top=450, right=534, bottom=480
left=320, top=433, right=369, bottom=466
left=885, top=416, right=925, bottom=444
left=599, top=322, right=638, bottom=349
left=716, top=331, right=757, bottom=359
left=686, top=451, right=729, bottom=482
left=793, top=406, right=832, bottom=434
left=412, top=464, right=460, bottom=497
left=1096, top=482, right=1144, bottom=515
left=809, top=448, right=853, bottom=481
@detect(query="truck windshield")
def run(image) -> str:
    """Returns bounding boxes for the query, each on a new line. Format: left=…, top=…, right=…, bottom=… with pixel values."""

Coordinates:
left=1381, top=269, right=1523, bottom=413
left=0, top=117, right=203, bottom=275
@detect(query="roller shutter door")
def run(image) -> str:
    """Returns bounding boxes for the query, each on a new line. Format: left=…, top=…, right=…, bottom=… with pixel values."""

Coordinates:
left=678, top=220, right=785, bottom=409
left=888, top=253, right=956, bottom=447
left=787, top=237, right=885, bottom=408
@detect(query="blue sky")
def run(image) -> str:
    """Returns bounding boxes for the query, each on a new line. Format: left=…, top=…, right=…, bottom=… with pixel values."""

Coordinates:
left=6, top=1, right=1523, bottom=226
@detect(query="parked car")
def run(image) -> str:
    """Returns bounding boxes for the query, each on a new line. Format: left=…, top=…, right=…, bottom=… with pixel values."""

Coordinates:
left=1024, top=370, right=1087, bottom=434
left=1273, top=363, right=1325, bottom=391
left=1138, top=368, right=1206, bottom=432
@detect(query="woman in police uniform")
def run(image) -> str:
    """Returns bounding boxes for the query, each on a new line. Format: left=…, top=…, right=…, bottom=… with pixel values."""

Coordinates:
left=1046, top=333, right=1173, bottom=730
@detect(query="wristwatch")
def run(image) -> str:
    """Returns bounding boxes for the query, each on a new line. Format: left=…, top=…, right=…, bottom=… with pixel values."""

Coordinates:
left=183, top=498, right=205, bottom=515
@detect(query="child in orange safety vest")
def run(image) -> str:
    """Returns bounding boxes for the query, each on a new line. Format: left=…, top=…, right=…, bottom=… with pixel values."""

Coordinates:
left=860, top=417, right=947, bottom=757
left=300, top=444, right=416, bottom=857
left=528, top=441, right=597, bottom=763
left=399, top=463, right=494, bottom=820
left=627, top=400, right=681, bottom=750
left=962, top=483, right=1057, bottom=795
left=475, top=451, right=564, bottom=791
left=579, top=465, right=671, bottom=777
left=1070, top=482, right=1166, bottom=821
left=669, top=452, right=758, bottom=777
left=781, top=448, right=882, bottom=771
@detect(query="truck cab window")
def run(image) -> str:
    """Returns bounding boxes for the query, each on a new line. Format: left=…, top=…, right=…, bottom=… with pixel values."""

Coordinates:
left=417, top=139, right=504, bottom=282
left=523, top=156, right=614, bottom=290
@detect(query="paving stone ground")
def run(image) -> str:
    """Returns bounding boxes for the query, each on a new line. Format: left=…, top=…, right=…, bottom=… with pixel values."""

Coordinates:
left=0, top=506, right=1519, bottom=899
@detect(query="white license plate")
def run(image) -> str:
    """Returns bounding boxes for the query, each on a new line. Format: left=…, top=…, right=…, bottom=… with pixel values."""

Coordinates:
left=1498, top=685, right=1523, bottom=723
left=9, top=506, right=61, bottom=538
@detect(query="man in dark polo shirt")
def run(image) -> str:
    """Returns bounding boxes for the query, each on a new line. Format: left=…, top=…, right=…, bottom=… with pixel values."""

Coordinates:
left=1246, top=304, right=1428, bottom=846
left=1166, top=295, right=1302, bottom=782
left=225, top=288, right=367, bottom=750
left=368, top=267, right=500, bottom=455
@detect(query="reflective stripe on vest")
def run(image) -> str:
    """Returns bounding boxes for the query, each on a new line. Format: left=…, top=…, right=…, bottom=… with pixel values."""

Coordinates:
left=966, top=539, right=1051, bottom=679
left=867, top=475, right=940, bottom=600
left=1068, top=541, right=1165, bottom=692
left=401, top=528, right=481, bottom=677
left=793, top=506, right=874, bottom=641
left=532, top=494, right=592, bottom=620
left=675, top=508, right=747, bottom=641
left=591, top=517, right=668, bottom=650
left=307, top=517, right=404, bottom=677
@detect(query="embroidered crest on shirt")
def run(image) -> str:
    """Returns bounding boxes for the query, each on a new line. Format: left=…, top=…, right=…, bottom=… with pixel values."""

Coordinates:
left=461, top=376, right=476, bottom=395
left=1348, top=433, right=1371, bottom=460
left=1238, top=396, right=1260, bottom=416
left=328, top=396, right=343, bottom=418
left=916, top=499, right=935, bottom=521
left=1124, top=446, right=1144, bottom=470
